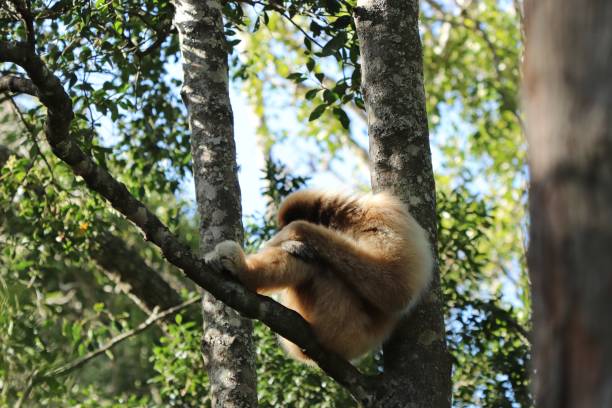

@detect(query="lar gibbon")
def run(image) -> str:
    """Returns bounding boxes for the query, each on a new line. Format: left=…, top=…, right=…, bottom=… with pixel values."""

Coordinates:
left=205, top=190, right=433, bottom=362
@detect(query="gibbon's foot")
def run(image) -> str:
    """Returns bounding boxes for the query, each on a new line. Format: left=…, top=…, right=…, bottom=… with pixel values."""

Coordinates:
left=204, top=240, right=246, bottom=276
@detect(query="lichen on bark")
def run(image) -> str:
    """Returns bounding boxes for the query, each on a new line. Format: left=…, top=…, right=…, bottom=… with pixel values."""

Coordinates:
left=173, top=1, right=258, bottom=406
left=355, top=0, right=452, bottom=406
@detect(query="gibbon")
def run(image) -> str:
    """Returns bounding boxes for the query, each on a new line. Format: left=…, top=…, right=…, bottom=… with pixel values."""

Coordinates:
left=205, top=190, right=433, bottom=362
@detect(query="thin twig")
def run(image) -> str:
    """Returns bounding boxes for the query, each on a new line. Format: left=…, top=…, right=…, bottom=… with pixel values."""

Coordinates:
left=7, top=96, right=57, bottom=184
left=46, top=296, right=201, bottom=379
left=11, top=0, right=35, bottom=51
left=14, top=297, right=201, bottom=407
left=423, top=0, right=525, bottom=129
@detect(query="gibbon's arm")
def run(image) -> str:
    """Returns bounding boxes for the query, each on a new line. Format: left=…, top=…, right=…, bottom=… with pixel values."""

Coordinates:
left=207, top=241, right=318, bottom=293
left=274, top=220, right=427, bottom=313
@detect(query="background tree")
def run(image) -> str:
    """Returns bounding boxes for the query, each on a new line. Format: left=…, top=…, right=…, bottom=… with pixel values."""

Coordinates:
left=524, top=1, right=612, bottom=407
left=355, top=0, right=451, bottom=406
left=1, top=0, right=531, bottom=406
left=173, top=1, right=257, bottom=407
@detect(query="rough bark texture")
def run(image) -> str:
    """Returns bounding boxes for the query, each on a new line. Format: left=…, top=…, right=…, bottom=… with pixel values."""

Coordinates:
left=173, top=1, right=257, bottom=407
left=524, top=1, right=612, bottom=407
left=355, top=1, right=452, bottom=406
left=0, top=74, right=39, bottom=96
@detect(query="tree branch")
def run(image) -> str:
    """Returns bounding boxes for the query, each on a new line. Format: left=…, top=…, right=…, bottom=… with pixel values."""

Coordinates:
left=10, top=0, right=36, bottom=51
left=0, top=132, right=190, bottom=324
left=0, top=143, right=190, bottom=324
left=0, top=40, right=374, bottom=404
left=15, top=296, right=201, bottom=407
left=47, top=296, right=202, bottom=379
left=1, top=0, right=75, bottom=23
left=92, top=232, right=196, bottom=322
left=0, top=74, right=38, bottom=96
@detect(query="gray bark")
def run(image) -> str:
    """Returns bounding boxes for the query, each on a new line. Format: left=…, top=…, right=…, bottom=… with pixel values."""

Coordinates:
left=355, top=0, right=452, bottom=406
left=173, top=1, right=258, bottom=407
left=524, top=1, right=612, bottom=407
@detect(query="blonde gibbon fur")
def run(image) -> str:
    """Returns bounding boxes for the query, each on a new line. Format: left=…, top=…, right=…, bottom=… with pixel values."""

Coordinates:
left=205, top=189, right=433, bottom=362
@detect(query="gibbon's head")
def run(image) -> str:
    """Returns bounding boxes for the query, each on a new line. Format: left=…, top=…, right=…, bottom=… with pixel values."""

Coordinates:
left=277, top=189, right=411, bottom=230
left=277, top=190, right=326, bottom=228
left=277, top=189, right=367, bottom=229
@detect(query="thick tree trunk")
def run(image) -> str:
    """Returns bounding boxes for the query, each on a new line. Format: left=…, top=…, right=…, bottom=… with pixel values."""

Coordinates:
left=355, top=1, right=452, bottom=406
left=173, top=1, right=258, bottom=407
left=524, top=1, right=612, bottom=407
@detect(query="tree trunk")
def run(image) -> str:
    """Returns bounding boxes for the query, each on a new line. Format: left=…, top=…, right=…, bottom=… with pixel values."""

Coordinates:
left=355, top=1, right=452, bottom=406
left=173, top=1, right=258, bottom=407
left=524, top=1, right=612, bottom=407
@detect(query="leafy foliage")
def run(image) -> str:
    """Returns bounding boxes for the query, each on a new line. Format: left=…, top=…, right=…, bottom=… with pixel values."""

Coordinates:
left=438, top=188, right=531, bottom=407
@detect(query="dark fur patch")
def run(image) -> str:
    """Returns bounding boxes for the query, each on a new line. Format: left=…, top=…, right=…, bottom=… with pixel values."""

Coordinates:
left=278, top=192, right=362, bottom=231
left=278, top=195, right=323, bottom=227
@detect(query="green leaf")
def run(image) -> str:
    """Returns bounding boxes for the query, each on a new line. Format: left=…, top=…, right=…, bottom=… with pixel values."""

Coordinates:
left=323, top=90, right=337, bottom=103
left=309, top=104, right=328, bottom=121
left=332, top=15, right=352, bottom=29
left=15, top=260, right=33, bottom=271
left=305, top=89, right=319, bottom=100
left=320, top=32, right=347, bottom=57
left=71, top=324, right=82, bottom=342
left=113, top=20, right=123, bottom=35
left=333, top=108, right=350, bottom=129
left=286, top=73, right=305, bottom=83
left=306, top=58, right=315, bottom=72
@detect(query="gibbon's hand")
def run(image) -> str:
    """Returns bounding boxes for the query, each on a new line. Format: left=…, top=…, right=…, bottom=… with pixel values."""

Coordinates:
left=204, top=240, right=247, bottom=277
left=280, top=240, right=318, bottom=262
left=267, top=220, right=309, bottom=246
left=265, top=221, right=317, bottom=262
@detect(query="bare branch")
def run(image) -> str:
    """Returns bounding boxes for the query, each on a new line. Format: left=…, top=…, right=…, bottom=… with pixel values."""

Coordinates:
left=0, top=40, right=374, bottom=404
left=0, top=145, right=190, bottom=325
left=10, top=0, right=35, bottom=50
left=15, top=296, right=202, bottom=407
left=92, top=232, right=195, bottom=321
left=0, top=74, right=38, bottom=96
left=1, top=0, right=75, bottom=23
left=423, top=0, right=525, bottom=129
left=46, top=296, right=202, bottom=379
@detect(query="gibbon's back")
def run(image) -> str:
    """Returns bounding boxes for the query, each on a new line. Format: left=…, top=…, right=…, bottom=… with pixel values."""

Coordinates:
left=277, top=189, right=419, bottom=232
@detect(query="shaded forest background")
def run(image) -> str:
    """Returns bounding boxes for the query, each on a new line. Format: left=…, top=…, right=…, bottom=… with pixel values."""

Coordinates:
left=0, top=0, right=529, bottom=406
